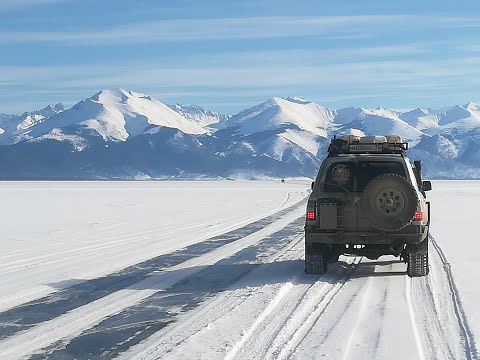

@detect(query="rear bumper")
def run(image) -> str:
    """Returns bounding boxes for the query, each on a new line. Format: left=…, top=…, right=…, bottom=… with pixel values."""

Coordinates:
left=305, top=225, right=427, bottom=245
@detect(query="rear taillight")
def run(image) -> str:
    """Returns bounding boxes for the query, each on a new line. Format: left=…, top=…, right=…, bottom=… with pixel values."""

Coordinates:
left=306, top=201, right=316, bottom=220
left=413, top=211, right=423, bottom=220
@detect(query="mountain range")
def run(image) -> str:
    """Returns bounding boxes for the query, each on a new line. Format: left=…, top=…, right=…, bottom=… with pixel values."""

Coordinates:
left=1, top=88, right=480, bottom=180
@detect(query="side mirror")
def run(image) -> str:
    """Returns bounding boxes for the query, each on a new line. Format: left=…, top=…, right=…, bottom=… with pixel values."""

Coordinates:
left=311, top=181, right=315, bottom=190
left=422, top=180, right=432, bottom=191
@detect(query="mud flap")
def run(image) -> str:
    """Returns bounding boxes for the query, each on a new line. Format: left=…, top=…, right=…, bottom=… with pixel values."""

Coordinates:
left=405, top=236, right=428, bottom=254
left=305, top=245, right=328, bottom=275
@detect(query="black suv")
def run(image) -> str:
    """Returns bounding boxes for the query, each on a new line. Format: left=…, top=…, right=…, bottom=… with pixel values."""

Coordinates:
left=305, top=135, right=432, bottom=277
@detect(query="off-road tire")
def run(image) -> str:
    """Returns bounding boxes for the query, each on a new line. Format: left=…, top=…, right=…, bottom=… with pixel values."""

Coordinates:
left=305, top=245, right=328, bottom=274
left=362, top=174, right=418, bottom=231
left=406, top=237, right=429, bottom=277
left=407, top=252, right=429, bottom=277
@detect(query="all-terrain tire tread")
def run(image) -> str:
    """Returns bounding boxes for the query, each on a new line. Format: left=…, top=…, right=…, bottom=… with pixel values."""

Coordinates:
left=407, top=252, right=429, bottom=277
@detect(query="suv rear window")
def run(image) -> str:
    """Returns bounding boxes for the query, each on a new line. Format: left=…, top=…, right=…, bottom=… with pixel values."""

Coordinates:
left=323, top=160, right=406, bottom=192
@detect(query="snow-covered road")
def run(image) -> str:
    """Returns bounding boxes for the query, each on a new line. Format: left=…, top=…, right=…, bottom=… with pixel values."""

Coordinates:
left=116, top=235, right=473, bottom=360
left=0, top=181, right=477, bottom=359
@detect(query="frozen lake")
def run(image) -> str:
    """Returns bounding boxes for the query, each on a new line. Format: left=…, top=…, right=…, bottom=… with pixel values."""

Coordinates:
left=0, top=180, right=477, bottom=359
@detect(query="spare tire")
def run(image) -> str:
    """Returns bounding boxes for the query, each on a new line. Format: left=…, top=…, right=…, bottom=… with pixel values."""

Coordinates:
left=362, top=174, right=418, bottom=231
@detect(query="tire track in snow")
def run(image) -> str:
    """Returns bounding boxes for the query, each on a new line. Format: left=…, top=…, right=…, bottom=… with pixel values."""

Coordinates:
left=268, top=258, right=362, bottom=360
left=0, top=221, right=223, bottom=312
left=122, top=237, right=477, bottom=360
left=0, top=191, right=307, bottom=313
left=0, top=198, right=305, bottom=341
left=407, top=234, right=478, bottom=360
left=409, top=275, right=456, bottom=360
left=122, top=245, right=471, bottom=360
left=225, top=257, right=361, bottom=360
left=222, top=258, right=409, bottom=360
left=339, top=278, right=375, bottom=360
left=0, top=191, right=303, bottom=275
left=120, top=234, right=306, bottom=360
left=0, top=207, right=306, bottom=360
left=30, top=219, right=305, bottom=360
left=282, top=259, right=395, bottom=360
left=371, top=284, right=389, bottom=359
left=0, top=221, right=213, bottom=274
left=429, top=235, right=478, bottom=360
left=221, top=239, right=340, bottom=360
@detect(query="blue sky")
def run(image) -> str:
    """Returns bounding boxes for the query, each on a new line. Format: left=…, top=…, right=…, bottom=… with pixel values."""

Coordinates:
left=2, top=0, right=480, bottom=115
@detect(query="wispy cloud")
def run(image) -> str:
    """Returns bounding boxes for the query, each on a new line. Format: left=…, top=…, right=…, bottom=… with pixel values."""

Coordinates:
left=3, top=55, right=480, bottom=93
left=0, top=44, right=431, bottom=80
left=436, top=16, right=480, bottom=28
left=2, top=39, right=480, bottom=112
left=182, top=45, right=429, bottom=67
left=0, top=0, right=69, bottom=12
left=0, top=15, right=449, bottom=45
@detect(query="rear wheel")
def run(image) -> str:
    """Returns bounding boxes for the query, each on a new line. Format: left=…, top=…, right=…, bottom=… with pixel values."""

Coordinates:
left=305, top=245, right=328, bottom=274
left=406, top=237, right=429, bottom=277
left=407, top=253, right=429, bottom=277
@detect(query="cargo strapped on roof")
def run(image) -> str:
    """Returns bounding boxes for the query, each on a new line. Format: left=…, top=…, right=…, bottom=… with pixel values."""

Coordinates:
left=327, top=136, right=408, bottom=157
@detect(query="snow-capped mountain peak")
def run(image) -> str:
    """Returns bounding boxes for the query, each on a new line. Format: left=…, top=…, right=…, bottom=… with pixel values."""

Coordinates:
left=16, top=113, right=45, bottom=131
left=338, top=108, right=426, bottom=145
left=284, top=97, right=311, bottom=105
left=398, top=108, right=439, bottom=130
left=464, top=101, right=480, bottom=112
left=4, top=91, right=480, bottom=180
left=436, top=105, right=473, bottom=126
left=370, top=107, right=399, bottom=119
left=428, top=103, right=480, bottom=132
left=168, top=103, right=230, bottom=127
left=25, top=89, right=208, bottom=143
left=220, top=96, right=335, bottom=137
left=91, top=88, right=130, bottom=104
left=0, top=103, right=66, bottom=145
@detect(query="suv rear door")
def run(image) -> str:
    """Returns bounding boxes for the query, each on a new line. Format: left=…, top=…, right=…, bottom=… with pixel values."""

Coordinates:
left=319, top=160, right=358, bottom=233
left=355, top=159, right=408, bottom=232
left=318, top=158, right=409, bottom=235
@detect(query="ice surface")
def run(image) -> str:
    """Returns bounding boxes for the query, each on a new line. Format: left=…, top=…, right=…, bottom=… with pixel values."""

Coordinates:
left=0, top=180, right=477, bottom=359
left=0, top=180, right=307, bottom=312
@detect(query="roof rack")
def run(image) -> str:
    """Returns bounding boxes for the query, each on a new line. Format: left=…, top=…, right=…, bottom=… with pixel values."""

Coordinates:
left=327, top=135, right=408, bottom=157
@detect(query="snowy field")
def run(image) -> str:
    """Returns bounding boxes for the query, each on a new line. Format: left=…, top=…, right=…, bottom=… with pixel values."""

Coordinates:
left=427, top=181, right=480, bottom=354
left=0, top=180, right=477, bottom=359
